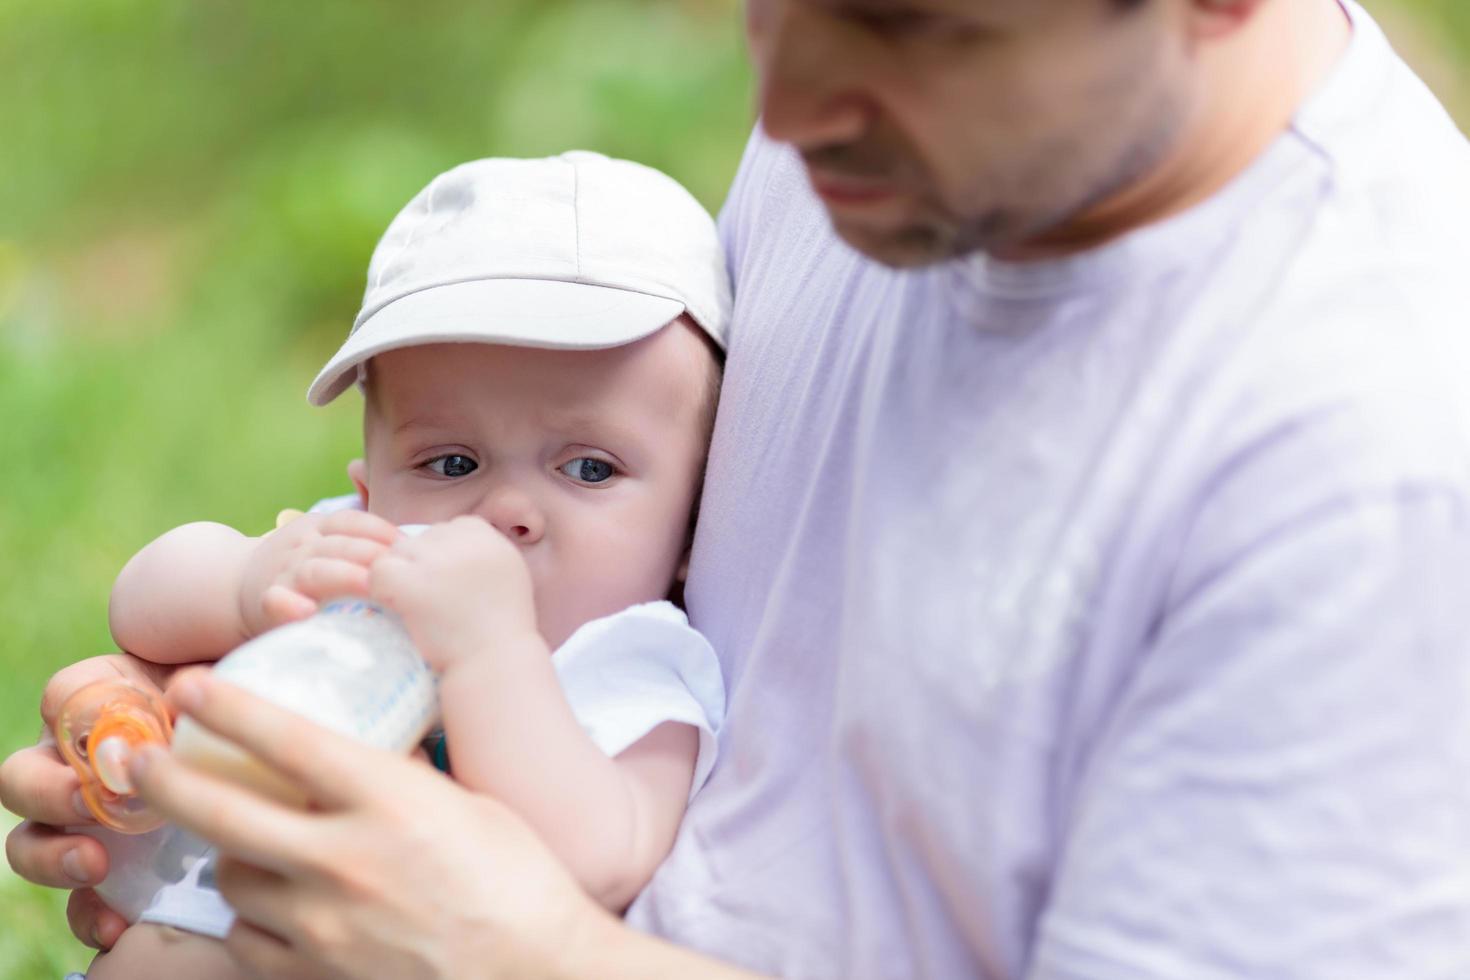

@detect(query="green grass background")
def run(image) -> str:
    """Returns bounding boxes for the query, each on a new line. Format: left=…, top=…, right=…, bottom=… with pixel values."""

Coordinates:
left=0, top=2, right=1464, bottom=976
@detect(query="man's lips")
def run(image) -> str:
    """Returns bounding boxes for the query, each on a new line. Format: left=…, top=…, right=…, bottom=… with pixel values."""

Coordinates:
left=807, top=169, right=899, bottom=205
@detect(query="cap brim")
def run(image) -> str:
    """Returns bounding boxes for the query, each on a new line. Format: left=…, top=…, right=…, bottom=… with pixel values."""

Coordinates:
left=308, top=278, right=686, bottom=405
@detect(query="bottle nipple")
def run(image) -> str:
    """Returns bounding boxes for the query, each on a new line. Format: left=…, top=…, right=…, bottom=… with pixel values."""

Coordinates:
left=55, top=680, right=173, bottom=833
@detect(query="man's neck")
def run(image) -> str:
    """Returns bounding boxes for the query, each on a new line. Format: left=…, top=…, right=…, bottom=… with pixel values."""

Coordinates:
left=1002, top=0, right=1353, bottom=262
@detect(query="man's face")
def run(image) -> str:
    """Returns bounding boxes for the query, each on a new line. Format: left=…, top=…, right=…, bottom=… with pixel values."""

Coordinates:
left=747, top=0, right=1195, bottom=265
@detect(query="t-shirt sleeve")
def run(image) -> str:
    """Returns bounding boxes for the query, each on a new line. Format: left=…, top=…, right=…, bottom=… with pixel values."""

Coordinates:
left=551, top=601, right=726, bottom=801
left=1028, top=397, right=1470, bottom=978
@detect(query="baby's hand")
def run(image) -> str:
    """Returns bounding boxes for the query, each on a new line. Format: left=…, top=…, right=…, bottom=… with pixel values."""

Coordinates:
left=368, top=515, right=537, bottom=673
left=238, top=511, right=400, bottom=636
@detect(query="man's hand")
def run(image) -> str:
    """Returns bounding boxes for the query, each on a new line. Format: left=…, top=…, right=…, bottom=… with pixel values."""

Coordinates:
left=368, top=515, right=538, bottom=673
left=131, top=668, right=610, bottom=979
left=0, top=653, right=180, bottom=949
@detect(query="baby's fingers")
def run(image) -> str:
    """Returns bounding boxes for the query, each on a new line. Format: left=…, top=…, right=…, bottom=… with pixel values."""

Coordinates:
left=317, top=510, right=400, bottom=546
left=307, top=534, right=391, bottom=568
left=260, top=585, right=318, bottom=628
left=287, top=558, right=373, bottom=603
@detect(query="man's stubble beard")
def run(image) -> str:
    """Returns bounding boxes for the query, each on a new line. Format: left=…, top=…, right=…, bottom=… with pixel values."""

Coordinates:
left=824, top=62, right=1193, bottom=268
left=833, top=107, right=1187, bottom=268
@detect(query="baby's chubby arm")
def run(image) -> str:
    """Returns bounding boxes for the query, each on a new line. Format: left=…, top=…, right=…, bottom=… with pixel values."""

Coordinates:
left=109, top=511, right=400, bottom=664
left=369, top=516, right=698, bottom=913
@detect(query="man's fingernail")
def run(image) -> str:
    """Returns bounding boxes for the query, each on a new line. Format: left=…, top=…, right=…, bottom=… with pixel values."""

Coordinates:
left=72, top=790, right=91, bottom=821
left=61, top=848, right=91, bottom=885
left=97, top=914, right=124, bottom=949
left=126, top=744, right=160, bottom=782
left=172, top=676, right=204, bottom=712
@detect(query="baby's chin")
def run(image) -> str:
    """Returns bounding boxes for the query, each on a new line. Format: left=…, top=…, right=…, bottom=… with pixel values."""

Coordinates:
left=539, top=610, right=589, bottom=652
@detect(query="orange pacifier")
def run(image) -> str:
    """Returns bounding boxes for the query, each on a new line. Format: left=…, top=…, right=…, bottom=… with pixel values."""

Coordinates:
left=54, top=679, right=173, bottom=833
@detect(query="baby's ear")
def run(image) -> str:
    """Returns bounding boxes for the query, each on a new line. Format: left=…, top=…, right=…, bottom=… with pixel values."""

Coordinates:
left=346, top=458, right=369, bottom=508
left=665, top=547, right=694, bottom=610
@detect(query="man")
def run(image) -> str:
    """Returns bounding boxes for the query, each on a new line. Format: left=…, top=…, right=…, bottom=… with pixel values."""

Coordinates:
left=7, top=0, right=1470, bottom=976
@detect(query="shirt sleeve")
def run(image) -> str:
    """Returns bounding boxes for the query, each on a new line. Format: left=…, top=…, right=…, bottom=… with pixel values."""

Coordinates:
left=1030, top=402, right=1470, bottom=978
left=551, top=601, right=726, bottom=801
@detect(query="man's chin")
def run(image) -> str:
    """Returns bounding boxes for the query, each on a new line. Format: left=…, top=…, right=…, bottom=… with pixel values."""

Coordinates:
left=828, top=215, right=961, bottom=269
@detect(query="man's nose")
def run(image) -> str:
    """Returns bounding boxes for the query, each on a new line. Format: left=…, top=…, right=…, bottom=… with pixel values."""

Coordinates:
left=750, top=0, right=870, bottom=153
left=476, top=484, right=545, bottom=545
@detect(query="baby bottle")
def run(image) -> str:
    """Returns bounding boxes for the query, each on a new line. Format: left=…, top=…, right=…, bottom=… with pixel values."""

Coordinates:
left=53, top=523, right=440, bottom=921
left=58, top=598, right=439, bottom=818
left=168, top=593, right=440, bottom=806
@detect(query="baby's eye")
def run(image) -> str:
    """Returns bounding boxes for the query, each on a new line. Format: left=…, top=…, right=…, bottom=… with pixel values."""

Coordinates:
left=559, top=457, right=616, bottom=485
left=425, top=454, right=478, bottom=478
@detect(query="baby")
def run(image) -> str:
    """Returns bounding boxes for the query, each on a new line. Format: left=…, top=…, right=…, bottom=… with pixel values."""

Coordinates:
left=78, top=151, right=730, bottom=979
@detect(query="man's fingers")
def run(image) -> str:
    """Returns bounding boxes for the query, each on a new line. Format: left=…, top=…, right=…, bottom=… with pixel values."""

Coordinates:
left=67, top=887, right=127, bottom=949
left=40, top=654, right=171, bottom=727
left=225, top=918, right=306, bottom=980
left=215, top=856, right=312, bottom=948
left=5, top=820, right=109, bottom=889
left=0, top=741, right=88, bottom=825
left=128, top=742, right=332, bottom=877
left=163, top=670, right=398, bottom=809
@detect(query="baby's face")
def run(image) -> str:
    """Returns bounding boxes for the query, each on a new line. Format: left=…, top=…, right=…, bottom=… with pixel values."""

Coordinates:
left=356, top=319, right=717, bottom=649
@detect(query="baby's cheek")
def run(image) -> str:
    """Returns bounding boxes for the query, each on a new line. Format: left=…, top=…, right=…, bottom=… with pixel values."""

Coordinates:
left=530, top=522, right=678, bottom=646
left=530, top=570, right=631, bottom=650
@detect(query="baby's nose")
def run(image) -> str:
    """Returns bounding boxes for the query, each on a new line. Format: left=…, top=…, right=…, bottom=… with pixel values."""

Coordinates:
left=478, top=487, right=544, bottom=545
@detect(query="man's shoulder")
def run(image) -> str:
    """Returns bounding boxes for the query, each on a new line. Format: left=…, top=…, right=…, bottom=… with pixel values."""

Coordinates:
left=1238, top=162, right=1470, bottom=443
left=1140, top=113, right=1470, bottom=558
left=1290, top=6, right=1470, bottom=282
left=1211, top=31, right=1470, bottom=469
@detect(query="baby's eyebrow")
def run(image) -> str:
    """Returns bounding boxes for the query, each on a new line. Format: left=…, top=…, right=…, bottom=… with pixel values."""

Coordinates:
left=539, top=410, right=605, bottom=433
left=392, top=415, right=464, bottom=436
left=541, top=411, right=646, bottom=450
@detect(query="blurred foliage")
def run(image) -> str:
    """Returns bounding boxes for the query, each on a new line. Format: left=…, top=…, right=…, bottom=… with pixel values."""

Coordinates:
left=0, top=2, right=751, bottom=975
left=1376, top=0, right=1470, bottom=117
left=0, top=1, right=1464, bottom=977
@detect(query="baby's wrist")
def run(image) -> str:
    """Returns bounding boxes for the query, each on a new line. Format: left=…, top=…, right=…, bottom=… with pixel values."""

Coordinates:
left=233, top=543, right=269, bottom=641
left=434, top=627, right=548, bottom=683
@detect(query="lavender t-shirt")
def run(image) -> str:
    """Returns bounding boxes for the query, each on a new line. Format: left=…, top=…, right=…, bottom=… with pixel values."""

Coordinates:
left=627, top=4, right=1470, bottom=978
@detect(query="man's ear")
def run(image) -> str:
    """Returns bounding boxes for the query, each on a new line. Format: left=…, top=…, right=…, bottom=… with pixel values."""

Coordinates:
left=347, top=458, right=369, bottom=508
left=1188, top=0, right=1266, bottom=38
